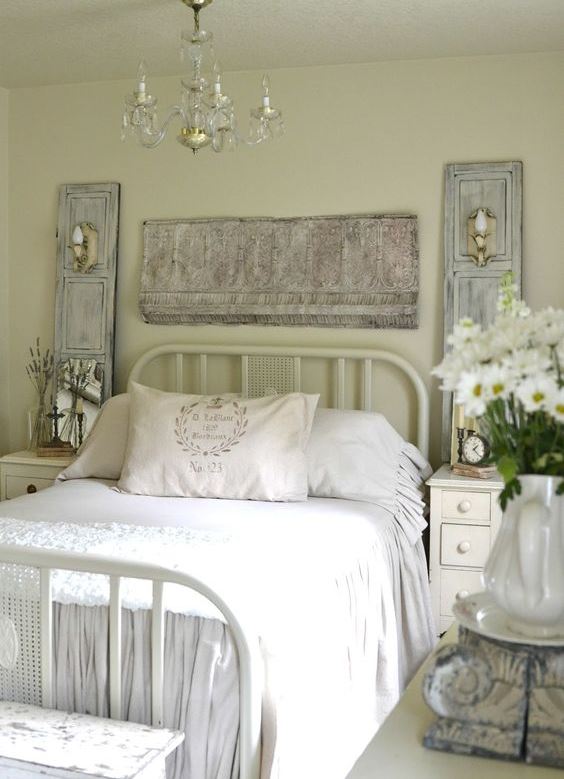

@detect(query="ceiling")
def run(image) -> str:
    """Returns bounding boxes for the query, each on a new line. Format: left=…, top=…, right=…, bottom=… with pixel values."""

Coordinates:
left=1, top=0, right=564, bottom=89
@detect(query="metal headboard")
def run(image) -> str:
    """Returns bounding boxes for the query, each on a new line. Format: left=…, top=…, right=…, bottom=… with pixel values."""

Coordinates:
left=128, top=344, right=430, bottom=458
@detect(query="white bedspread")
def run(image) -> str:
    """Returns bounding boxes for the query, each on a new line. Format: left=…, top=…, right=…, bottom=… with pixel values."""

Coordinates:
left=0, top=479, right=435, bottom=779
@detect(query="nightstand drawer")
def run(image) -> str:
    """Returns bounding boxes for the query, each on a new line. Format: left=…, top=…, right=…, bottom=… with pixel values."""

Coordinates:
left=440, top=522, right=490, bottom=568
left=0, top=451, right=75, bottom=501
left=5, top=475, right=55, bottom=499
left=440, top=568, right=484, bottom=616
left=441, top=489, right=490, bottom=521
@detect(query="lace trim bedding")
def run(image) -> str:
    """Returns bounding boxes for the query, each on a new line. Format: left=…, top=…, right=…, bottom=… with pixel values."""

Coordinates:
left=0, top=512, right=393, bottom=621
left=0, top=520, right=235, bottom=618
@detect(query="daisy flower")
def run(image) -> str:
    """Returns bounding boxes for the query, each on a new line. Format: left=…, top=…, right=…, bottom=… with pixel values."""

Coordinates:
left=515, top=376, right=558, bottom=413
left=481, top=364, right=514, bottom=401
left=503, top=347, right=552, bottom=379
left=546, top=387, right=564, bottom=423
left=455, top=369, right=488, bottom=416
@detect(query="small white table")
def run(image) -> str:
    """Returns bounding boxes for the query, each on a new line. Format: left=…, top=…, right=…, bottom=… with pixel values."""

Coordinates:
left=0, top=450, right=75, bottom=501
left=346, top=625, right=562, bottom=779
left=427, top=464, right=504, bottom=635
left=0, top=702, right=184, bottom=778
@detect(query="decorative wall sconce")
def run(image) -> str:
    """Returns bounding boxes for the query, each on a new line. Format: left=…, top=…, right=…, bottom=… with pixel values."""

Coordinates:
left=467, top=207, right=496, bottom=267
left=70, top=223, right=98, bottom=273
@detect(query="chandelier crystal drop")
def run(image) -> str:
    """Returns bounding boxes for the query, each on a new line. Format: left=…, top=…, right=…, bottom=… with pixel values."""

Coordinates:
left=121, top=0, right=284, bottom=153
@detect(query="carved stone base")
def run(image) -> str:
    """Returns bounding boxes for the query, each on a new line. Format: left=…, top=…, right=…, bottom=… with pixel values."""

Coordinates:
left=423, top=626, right=564, bottom=768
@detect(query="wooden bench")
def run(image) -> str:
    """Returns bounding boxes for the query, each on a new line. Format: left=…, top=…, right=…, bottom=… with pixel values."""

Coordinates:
left=0, top=702, right=184, bottom=778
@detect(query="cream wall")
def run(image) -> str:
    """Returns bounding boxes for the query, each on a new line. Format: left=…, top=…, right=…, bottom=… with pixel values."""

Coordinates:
left=6, top=52, right=564, bottom=464
left=0, top=88, right=9, bottom=454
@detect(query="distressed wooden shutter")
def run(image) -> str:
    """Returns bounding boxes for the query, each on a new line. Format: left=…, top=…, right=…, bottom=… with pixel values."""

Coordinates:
left=55, top=183, right=120, bottom=403
left=441, top=162, right=522, bottom=460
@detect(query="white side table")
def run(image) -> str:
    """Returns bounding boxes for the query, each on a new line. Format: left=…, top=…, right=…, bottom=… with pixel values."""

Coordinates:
left=346, top=625, right=562, bottom=779
left=0, top=451, right=74, bottom=501
left=0, top=702, right=183, bottom=778
left=427, top=464, right=504, bottom=635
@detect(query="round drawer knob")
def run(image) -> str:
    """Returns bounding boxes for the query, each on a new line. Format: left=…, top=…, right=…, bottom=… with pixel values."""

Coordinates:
left=26, top=484, right=37, bottom=494
left=456, top=589, right=470, bottom=600
left=458, top=499, right=472, bottom=513
left=457, top=540, right=471, bottom=554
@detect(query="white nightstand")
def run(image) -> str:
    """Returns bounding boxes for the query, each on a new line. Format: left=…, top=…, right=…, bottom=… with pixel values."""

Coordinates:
left=0, top=450, right=75, bottom=501
left=427, top=464, right=504, bottom=636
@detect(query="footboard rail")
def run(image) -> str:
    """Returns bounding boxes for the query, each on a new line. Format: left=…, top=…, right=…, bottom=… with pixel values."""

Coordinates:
left=0, top=544, right=263, bottom=779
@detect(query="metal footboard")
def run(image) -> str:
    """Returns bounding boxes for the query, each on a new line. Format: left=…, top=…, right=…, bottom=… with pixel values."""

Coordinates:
left=0, top=544, right=262, bottom=779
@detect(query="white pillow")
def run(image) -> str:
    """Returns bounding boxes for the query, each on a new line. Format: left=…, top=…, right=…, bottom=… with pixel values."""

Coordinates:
left=58, top=393, right=130, bottom=481
left=117, top=383, right=319, bottom=501
left=306, top=408, right=432, bottom=543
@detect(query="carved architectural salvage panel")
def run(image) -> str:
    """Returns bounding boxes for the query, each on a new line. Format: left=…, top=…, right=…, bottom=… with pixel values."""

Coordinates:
left=441, top=162, right=522, bottom=459
left=423, top=627, right=564, bottom=769
left=139, top=215, right=419, bottom=328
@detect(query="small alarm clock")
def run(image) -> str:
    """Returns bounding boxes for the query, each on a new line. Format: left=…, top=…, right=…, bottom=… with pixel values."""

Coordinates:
left=462, top=432, right=490, bottom=465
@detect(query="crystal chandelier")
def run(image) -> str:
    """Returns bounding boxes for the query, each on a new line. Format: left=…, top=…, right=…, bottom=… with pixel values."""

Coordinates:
left=121, top=0, right=284, bottom=153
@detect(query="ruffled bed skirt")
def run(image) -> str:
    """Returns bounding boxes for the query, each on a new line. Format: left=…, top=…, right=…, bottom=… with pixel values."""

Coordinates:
left=52, top=528, right=434, bottom=779
left=54, top=606, right=243, bottom=779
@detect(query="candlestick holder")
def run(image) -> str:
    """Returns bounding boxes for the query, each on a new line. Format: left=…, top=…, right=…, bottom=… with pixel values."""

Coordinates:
left=60, top=393, right=87, bottom=451
left=456, top=427, right=466, bottom=463
left=77, top=412, right=85, bottom=448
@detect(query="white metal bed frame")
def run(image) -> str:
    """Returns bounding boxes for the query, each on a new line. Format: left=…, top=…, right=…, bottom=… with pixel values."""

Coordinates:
left=0, top=343, right=430, bottom=779
left=128, top=344, right=429, bottom=458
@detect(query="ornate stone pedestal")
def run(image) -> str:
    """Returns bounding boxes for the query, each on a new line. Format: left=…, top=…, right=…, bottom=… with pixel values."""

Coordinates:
left=423, top=626, right=564, bottom=769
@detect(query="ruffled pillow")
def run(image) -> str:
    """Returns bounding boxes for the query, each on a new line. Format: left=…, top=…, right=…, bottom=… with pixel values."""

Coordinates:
left=306, top=408, right=432, bottom=542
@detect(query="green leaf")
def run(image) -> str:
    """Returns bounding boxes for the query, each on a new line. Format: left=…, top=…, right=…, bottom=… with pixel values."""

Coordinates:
left=496, top=455, right=518, bottom=485
left=499, top=477, right=522, bottom=511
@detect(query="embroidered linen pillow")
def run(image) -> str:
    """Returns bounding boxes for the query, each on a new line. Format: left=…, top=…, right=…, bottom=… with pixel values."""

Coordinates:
left=117, top=383, right=319, bottom=501
left=58, top=392, right=241, bottom=482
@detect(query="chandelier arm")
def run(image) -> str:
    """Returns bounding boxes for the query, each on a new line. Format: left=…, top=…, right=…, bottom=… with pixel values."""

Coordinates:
left=122, top=0, right=283, bottom=153
left=135, top=105, right=187, bottom=149
left=237, top=132, right=265, bottom=147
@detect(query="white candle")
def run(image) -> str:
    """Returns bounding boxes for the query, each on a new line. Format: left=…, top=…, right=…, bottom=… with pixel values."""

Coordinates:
left=454, top=403, right=465, bottom=430
left=72, top=225, right=84, bottom=245
left=474, top=208, right=488, bottom=236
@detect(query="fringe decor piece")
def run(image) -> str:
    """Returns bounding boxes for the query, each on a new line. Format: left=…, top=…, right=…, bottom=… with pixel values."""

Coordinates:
left=139, top=214, right=419, bottom=328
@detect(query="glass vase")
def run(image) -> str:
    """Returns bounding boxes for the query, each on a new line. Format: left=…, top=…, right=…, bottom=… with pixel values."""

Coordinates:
left=29, top=391, right=51, bottom=450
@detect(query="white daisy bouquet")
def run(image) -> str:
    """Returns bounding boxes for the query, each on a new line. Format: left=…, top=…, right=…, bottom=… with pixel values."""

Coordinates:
left=433, top=274, right=564, bottom=508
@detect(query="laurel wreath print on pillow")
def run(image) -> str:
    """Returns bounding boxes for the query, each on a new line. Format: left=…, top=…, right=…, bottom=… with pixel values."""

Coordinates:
left=175, top=397, right=249, bottom=457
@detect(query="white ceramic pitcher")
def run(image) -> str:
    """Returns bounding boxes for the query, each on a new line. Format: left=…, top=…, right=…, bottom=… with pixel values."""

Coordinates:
left=482, top=474, right=564, bottom=638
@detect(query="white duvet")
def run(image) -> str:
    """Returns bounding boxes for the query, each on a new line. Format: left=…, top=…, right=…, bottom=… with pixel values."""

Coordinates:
left=0, top=479, right=435, bottom=779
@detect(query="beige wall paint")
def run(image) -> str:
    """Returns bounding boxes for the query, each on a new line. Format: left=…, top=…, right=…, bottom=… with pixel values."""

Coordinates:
left=6, top=52, right=564, bottom=464
left=0, top=89, right=9, bottom=454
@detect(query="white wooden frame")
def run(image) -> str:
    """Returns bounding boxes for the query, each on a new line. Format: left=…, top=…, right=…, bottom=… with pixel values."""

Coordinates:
left=0, top=545, right=262, bottom=779
left=0, top=343, right=429, bottom=779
